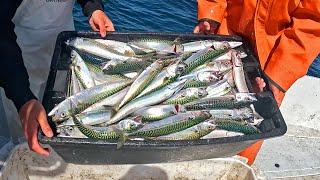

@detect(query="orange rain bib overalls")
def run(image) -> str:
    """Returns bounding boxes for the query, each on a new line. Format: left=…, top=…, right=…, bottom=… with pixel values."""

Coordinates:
left=198, top=0, right=320, bottom=165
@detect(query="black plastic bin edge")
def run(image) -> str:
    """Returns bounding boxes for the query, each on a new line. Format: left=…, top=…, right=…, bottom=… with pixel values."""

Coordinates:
left=40, top=31, right=287, bottom=164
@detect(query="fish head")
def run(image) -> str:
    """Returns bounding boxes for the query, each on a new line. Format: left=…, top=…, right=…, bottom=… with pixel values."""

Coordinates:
left=66, top=37, right=84, bottom=48
left=231, top=50, right=243, bottom=67
left=168, top=79, right=187, bottom=91
left=191, top=111, right=212, bottom=119
left=197, top=87, right=209, bottom=97
left=118, top=117, right=143, bottom=131
left=200, top=121, right=217, bottom=131
left=236, top=107, right=254, bottom=120
left=197, top=71, right=220, bottom=83
left=48, top=102, right=71, bottom=122
left=235, top=93, right=257, bottom=102
left=211, top=41, right=230, bottom=50
left=167, top=61, right=187, bottom=77
left=174, top=44, right=184, bottom=54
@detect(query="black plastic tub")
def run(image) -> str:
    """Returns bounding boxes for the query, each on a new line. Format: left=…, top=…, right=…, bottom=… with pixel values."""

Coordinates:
left=40, top=31, right=287, bottom=164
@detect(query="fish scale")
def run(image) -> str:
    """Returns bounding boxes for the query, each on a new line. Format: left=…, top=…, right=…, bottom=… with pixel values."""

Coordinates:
left=153, top=122, right=215, bottom=140
left=184, top=80, right=209, bottom=88
left=215, top=120, right=259, bottom=135
left=104, top=60, right=152, bottom=75
left=142, top=113, right=173, bottom=122
left=183, top=97, right=252, bottom=111
left=127, top=112, right=211, bottom=137
left=164, top=95, right=199, bottom=105
left=184, top=48, right=228, bottom=74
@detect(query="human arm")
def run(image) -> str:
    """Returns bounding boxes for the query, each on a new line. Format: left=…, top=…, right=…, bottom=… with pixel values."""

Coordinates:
left=194, top=0, right=227, bottom=34
left=263, top=0, right=320, bottom=101
left=77, top=0, right=115, bottom=37
left=0, top=1, right=53, bottom=156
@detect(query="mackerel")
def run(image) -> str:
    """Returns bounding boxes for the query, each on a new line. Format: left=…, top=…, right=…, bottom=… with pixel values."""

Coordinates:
left=133, top=104, right=180, bottom=122
left=127, top=111, right=211, bottom=137
left=118, top=60, right=164, bottom=109
left=182, top=40, right=242, bottom=53
left=107, top=79, right=187, bottom=125
left=152, top=121, right=216, bottom=140
left=48, top=80, right=132, bottom=121
left=137, top=60, right=186, bottom=98
left=164, top=87, right=208, bottom=105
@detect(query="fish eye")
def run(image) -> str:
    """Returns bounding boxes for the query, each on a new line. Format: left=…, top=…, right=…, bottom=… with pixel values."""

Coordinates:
left=61, top=112, right=66, bottom=118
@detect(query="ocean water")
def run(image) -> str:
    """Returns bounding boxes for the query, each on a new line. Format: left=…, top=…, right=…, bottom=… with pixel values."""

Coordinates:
left=73, top=0, right=197, bottom=32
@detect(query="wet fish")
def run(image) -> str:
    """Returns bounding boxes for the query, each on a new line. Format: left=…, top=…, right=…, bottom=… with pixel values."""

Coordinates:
left=71, top=114, right=142, bottom=139
left=83, top=87, right=129, bottom=113
left=137, top=60, right=186, bottom=98
left=103, top=60, right=152, bottom=74
left=133, top=104, right=180, bottom=122
left=117, top=60, right=164, bottom=109
left=107, top=79, right=187, bottom=125
left=183, top=46, right=229, bottom=74
left=91, top=72, right=131, bottom=85
left=201, top=129, right=244, bottom=139
left=182, top=40, right=242, bottom=53
left=66, top=38, right=140, bottom=61
left=179, top=70, right=222, bottom=84
left=152, top=121, right=216, bottom=140
left=58, top=109, right=114, bottom=127
left=48, top=80, right=132, bottom=121
left=127, top=111, right=211, bottom=138
left=57, top=126, right=87, bottom=138
left=206, top=72, right=235, bottom=98
left=71, top=50, right=96, bottom=89
left=128, top=38, right=183, bottom=54
left=214, top=50, right=247, bottom=62
left=209, top=107, right=254, bottom=123
left=192, top=60, right=233, bottom=74
left=231, top=50, right=249, bottom=93
left=182, top=94, right=257, bottom=111
left=164, top=87, right=208, bottom=105
left=94, top=39, right=136, bottom=56
left=212, top=119, right=259, bottom=135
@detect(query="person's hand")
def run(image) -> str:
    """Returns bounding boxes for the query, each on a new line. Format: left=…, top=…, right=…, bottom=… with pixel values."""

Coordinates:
left=89, top=10, right=115, bottom=37
left=254, top=77, right=285, bottom=106
left=194, top=20, right=219, bottom=34
left=19, top=99, right=53, bottom=156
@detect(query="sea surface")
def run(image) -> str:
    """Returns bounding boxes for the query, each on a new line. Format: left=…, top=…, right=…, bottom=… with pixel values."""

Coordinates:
left=73, top=0, right=197, bottom=32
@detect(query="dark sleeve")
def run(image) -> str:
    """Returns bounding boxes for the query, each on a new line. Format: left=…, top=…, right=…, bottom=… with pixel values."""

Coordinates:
left=0, top=0, right=37, bottom=111
left=77, top=0, right=104, bottom=17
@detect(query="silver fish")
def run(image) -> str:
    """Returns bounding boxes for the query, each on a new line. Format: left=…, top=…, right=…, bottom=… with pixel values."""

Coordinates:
left=107, top=79, right=187, bottom=125
left=127, top=111, right=211, bottom=138
left=117, top=60, right=164, bottom=109
left=231, top=50, right=249, bottom=93
left=128, top=38, right=183, bottom=54
left=152, top=121, right=216, bottom=140
left=206, top=80, right=234, bottom=98
left=192, top=60, right=233, bottom=74
left=71, top=50, right=96, bottom=89
left=182, top=40, right=242, bottom=53
left=201, top=129, right=244, bottom=139
left=215, top=49, right=247, bottom=62
left=83, top=87, right=129, bottom=113
left=137, top=60, right=186, bottom=98
left=164, top=87, right=208, bottom=105
left=133, top=104, right=180, bottom=122
left=58, top=109, right=114, bottom=127
left=67, top=38, right=140, bottom=61
left=94, top=39, right=136, bottom=56
left=70, top=66, right=83, bottom=96
left=57, top=126, right=87, bottom=138
left=179, top=70, right=222, bottom=83
left=48, top=80, right=132, bottom=121
left=209, top=107, right=254, bottom=123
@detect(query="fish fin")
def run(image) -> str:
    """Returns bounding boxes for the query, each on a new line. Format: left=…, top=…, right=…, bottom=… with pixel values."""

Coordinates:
left=116, top=130, right=127, bottom=149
